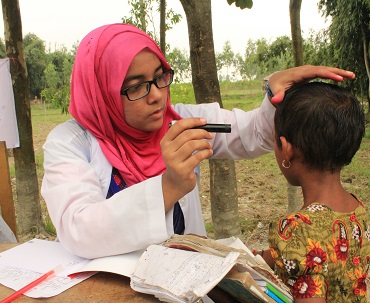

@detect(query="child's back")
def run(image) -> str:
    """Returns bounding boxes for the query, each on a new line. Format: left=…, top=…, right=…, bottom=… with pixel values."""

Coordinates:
left=269, top=82, right=369, bottom=302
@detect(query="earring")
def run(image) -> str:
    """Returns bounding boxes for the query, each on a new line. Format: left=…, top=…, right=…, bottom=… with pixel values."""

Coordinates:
left=282, top=160, right=291, bottom=168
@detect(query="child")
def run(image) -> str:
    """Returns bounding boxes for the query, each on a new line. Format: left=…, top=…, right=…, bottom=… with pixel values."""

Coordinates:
left=263, top=82, right=369, bottom=302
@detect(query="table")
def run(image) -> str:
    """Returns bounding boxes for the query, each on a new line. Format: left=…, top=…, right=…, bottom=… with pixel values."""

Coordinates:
left=0, top=243, right=159, bottom=303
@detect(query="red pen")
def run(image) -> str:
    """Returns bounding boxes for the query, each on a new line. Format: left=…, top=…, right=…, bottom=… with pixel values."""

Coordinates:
left=0, top=265, right=63, bottom=303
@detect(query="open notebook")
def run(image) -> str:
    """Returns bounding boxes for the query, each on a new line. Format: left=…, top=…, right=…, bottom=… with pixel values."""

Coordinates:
left=131, top=234, right=293, bottom=303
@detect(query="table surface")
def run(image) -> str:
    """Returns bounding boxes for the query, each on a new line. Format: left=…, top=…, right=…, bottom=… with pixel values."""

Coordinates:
left=0, top=243, right=159, bottom=303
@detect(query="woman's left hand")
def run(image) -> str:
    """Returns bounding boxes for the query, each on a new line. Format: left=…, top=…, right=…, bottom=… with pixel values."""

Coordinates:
left=267, top=65, right=355, bottom=105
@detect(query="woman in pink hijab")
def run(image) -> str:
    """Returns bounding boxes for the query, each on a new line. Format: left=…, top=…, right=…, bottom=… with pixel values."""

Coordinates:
left=41, top=23, right=355, bottom=259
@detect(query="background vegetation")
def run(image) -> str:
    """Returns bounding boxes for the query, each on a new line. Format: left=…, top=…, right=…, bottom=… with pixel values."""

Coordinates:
left=11, top=80, right=369, bottom=246
left=0, top=26, right=369, bottom=116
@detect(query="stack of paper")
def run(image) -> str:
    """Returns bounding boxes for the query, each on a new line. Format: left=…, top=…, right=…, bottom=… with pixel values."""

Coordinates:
left=131, top=245, right=239, bottom=303
left=131, top=235, right=293, bottom=303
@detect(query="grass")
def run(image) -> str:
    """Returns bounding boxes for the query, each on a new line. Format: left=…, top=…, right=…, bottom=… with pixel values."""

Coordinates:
left=13, top=80, right=370, bottom=243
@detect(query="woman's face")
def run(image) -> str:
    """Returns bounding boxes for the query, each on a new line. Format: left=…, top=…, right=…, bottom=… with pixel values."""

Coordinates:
left=120, top=49, right=168, bottom=132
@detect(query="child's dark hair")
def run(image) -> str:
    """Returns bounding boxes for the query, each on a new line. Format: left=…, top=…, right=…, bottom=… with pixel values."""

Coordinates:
left=274, top=82, right=365, bottom=172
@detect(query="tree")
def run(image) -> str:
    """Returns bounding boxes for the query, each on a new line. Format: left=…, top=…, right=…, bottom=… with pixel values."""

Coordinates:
left=159, top=0, right=166, bottom=54
left=23, top=33, right=48, bottom=98
left=269, top=36, right=294, bottom=70
left=318, top=0, right=370, bottom=112
left=217, top=41, right=236, bottom=81
left=289, top=0, right=303, bottom=66
left=254, top=38, right=272, bottom=76
left=286, top=0, right=303, bottom=213
left=235, top=39, right=261, bottom=80
left=303, top=28, right=333, bottom=67
left=41, top=56, right=73, bottom=113
left=166, top=47, right=191, bottom=83
left=227, top=0, right=253, bottom=9
left=2, top=0, right=43, bottom=236
left=122, top=0, right=182, bottom=47
left=179, top=0, right=241, bottom=239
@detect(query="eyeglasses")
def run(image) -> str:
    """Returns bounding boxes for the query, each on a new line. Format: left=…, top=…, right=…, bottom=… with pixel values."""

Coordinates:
left=120, top=69, right=174, bottom=101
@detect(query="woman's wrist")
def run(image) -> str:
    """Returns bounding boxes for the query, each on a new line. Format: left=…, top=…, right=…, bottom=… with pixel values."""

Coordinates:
left=265, top=81, right=274, bottom=100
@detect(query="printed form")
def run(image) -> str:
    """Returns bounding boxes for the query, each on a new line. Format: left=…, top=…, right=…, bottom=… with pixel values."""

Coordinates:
left=0, top=239, right=142, bottom=298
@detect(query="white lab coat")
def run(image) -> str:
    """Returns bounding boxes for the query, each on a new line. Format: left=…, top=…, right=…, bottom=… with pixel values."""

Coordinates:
left=41, top=97, right=275, bottom=258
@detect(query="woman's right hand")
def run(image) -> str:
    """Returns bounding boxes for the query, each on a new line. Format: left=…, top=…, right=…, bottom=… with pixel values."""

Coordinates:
left=161, top=118, right=213, bottom=212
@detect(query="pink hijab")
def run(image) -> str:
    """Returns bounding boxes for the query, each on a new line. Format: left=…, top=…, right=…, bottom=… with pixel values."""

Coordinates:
left=69, top=23, right=182, bottom=186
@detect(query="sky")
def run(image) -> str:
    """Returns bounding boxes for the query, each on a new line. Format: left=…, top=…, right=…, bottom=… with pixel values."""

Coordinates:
left=0, top=0, right=329, bottom=55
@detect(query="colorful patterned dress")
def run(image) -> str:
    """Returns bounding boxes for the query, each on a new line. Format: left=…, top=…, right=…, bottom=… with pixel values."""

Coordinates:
left=268, top=199, right=370, bottom=302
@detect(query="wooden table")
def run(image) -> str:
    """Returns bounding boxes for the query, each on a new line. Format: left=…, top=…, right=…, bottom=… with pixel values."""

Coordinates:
left=0, top=243, right=159, bottom=302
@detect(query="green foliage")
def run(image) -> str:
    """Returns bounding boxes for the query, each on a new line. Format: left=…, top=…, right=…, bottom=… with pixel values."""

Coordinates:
left=205, top=223, right=214, bottom=235
left=41, top=63, right=59, bottom=106
left=235, top=39, right=259, bottom=80
left=0, top=37, right=5, bottom=58
left=41, top=57, right=72, bottom=114
left=269, top=36, right=294, bottom=70
left=217, top=41, right=236, bottom=80
left=220, top=79, right=263, bottom=111
left=169, top=79, right=262, bottom=109
left=43, top=216, right=56, bottom=236
left=240, top=216, right=255, bottom=234
left=49, top=47, right=70, bottom=74
left=227, top=0, right=253, bottom=10
left=166, top=48, right=191, bottom=83
left=318, top=0, right=369, bottom=102
left=24, top=33, right=48, bottom=97
left=303, top=28, right=333, bottom=66
left=170, top=83, right=195, bottom=104
left=234, top=36, right=294, bottom=80
left=122, top=0, right=182, bottom=43
left=23, top=33, right=75, bottom=109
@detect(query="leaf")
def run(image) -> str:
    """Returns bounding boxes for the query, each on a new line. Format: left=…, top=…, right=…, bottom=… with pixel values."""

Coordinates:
left=226, top=0, right=253, bottom=10
left=236, top=0, right=253, bottom=9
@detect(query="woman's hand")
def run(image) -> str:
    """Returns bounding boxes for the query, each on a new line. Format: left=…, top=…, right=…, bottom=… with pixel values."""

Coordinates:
left=268, top=65, right=355, bottom=105
left=161, top=118, right=213, bottom=212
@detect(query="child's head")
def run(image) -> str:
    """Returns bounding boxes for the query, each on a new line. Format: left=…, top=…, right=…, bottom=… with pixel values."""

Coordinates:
left=274, top=82, right=365, bottom=173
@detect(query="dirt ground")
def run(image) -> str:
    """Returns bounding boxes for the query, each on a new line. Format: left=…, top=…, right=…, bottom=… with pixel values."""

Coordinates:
left=198, top=156, right=299, bottom=251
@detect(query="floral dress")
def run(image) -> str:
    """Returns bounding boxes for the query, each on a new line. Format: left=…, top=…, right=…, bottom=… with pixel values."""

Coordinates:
left=268, top=199, right=370, bottom=302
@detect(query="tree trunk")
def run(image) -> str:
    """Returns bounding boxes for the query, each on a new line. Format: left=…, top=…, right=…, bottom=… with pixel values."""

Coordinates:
left=139, top=0, right=147, bottom=33
left=289, top=0, right=303, bottom=66
left=2, top=0, right=43, bottom=236
left=287, top=0, right=304, bottom=213
left=159, top=0, right=166, bottom=55
left=209, top=159, right=240, bottom=237
left=360, top=22, right=370, bottom=113
left=179, top=0, right=240, bottom=239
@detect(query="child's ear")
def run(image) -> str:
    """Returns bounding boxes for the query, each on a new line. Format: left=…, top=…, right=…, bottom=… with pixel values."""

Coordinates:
left=279, top=136, right=294, bottom=161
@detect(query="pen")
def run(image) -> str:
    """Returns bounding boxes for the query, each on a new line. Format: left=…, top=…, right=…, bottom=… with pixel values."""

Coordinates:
left=266, top=283, right=291, bottom=303
left=265, top=288, right=285, bottom=303
left=169, top=121, right=231, bottom=133
left=0, top=265, right=63, bottom=303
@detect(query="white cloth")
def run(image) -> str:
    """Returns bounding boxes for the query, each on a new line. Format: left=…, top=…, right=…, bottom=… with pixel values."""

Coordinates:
left=41, top=96, right=275, bottom=259
left=0, top=58, right=19, bottom=148
left=0, top=215, right=17, bottom=243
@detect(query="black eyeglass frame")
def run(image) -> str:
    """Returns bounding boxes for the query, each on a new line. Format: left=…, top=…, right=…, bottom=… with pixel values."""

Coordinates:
left=120, top=69, right=174, bottom=101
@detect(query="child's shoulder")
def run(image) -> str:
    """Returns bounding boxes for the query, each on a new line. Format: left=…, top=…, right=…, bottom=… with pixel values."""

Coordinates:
left=287, top=203, right=332, bottom=221
left=271, top=200, right=368, bottom=234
